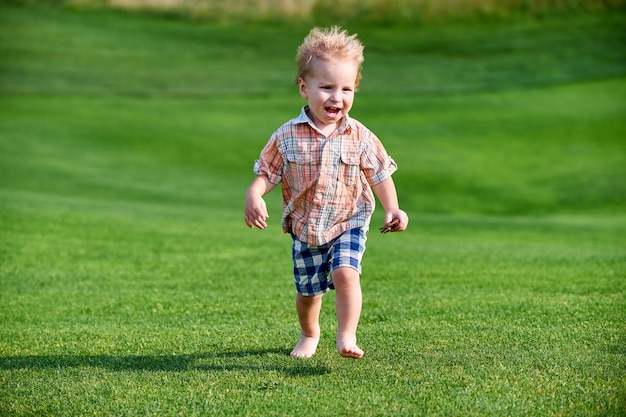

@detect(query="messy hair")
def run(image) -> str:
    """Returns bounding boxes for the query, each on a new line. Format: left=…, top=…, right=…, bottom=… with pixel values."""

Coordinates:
left=295, top=26, right=365, bottom=87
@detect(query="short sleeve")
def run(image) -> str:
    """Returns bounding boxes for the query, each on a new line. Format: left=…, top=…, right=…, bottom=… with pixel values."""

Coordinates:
left=361, top=132, right=398, bottom=185
left=253, top=136, right=283, bottom=184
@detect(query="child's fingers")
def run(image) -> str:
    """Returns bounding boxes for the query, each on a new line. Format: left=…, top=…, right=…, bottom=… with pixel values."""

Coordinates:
left=245, top=198, right=269, bottom=229
left=392, top=214, right=408, bottom=232
left=255, top=215, right=268, bottom=229
left=246, top=212, right=268, bottom=229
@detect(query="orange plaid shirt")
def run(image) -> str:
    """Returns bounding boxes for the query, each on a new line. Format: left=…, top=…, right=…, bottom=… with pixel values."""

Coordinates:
left=254, top=106, right=398, bottom=246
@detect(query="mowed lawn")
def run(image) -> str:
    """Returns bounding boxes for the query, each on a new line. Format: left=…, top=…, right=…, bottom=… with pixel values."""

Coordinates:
left=0, top=4, right=625, bottom=416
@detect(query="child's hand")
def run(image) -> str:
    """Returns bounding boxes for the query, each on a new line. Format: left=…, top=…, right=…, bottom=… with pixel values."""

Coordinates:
left=380, top=210, right=409, bottom=234
left=245, top=195, right=269, bottom=229
left=244, top=175, right=275, bottom=230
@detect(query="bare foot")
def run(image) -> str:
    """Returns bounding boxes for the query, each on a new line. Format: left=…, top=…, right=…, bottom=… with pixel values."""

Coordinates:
left=337, top=339, right=364, bottom=359
left=290, top=333, right=319, bottom=358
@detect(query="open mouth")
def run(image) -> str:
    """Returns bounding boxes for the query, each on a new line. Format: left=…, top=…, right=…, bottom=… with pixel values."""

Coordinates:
left=325, top=106, right=341, bottom=117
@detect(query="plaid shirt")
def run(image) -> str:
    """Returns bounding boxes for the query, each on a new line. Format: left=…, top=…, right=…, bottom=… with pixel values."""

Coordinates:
left=254, top=106, right=397, bottom=246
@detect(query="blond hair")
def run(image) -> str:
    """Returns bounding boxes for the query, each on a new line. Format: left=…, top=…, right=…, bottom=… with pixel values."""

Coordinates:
left=295, top=26, right=365, bottom=87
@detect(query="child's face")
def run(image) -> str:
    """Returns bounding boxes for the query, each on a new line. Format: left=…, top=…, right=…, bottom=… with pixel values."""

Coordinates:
left=297, top=58, right=357, bottom=134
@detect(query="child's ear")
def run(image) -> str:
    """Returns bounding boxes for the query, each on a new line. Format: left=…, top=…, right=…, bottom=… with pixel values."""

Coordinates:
left=297, top=77, right=308, bottom=99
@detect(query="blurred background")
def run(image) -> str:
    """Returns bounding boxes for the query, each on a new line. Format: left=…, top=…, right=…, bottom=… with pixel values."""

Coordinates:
left=1, top=0, right=625, bottom=219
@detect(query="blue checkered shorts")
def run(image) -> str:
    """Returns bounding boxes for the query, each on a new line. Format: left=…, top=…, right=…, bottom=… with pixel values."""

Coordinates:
left=291, top=228, right=367, bottom=296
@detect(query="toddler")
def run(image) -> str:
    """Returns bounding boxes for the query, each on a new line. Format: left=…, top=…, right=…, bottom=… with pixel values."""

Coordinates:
left=245, top=26, right=408, bottom=358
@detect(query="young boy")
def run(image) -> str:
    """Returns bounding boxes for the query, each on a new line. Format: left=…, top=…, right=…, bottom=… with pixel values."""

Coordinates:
left=244, top=26, right=408, bottom=359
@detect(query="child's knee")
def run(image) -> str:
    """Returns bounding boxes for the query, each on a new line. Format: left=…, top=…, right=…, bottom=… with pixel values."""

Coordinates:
left=331, top=266, right=360, bottom=283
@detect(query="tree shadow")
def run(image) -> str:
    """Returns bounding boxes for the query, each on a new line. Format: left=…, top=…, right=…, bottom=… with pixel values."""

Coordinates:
left=0, top=348, right=332, bottom=377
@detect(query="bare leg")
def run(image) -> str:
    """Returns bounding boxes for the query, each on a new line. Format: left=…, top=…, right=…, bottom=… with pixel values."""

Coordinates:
left=332, top=267, right=364, bottom=358
left=290, top=294, right=323, bottom=358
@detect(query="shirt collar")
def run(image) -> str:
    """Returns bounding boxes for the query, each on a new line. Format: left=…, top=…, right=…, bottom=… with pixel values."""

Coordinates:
left=295, top=105, right=354, bottom=135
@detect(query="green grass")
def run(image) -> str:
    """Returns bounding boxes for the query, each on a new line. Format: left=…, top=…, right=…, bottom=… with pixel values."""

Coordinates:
left=1, top=4, right=625, bottom=416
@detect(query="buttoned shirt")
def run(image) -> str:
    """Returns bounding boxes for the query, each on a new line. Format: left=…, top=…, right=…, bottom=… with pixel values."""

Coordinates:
left=254, top=106, right=397, bottom=246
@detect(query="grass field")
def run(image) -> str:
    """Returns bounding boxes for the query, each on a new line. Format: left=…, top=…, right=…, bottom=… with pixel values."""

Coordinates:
left=1, top=3, right=625, bottom=416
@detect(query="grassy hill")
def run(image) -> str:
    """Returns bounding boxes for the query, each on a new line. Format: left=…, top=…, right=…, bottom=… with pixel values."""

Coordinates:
left=1, top=5, right=625, bottom=215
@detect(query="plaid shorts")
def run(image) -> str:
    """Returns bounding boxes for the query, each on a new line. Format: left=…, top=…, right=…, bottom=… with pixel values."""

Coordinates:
left=291, top=228, right=367, bottom=296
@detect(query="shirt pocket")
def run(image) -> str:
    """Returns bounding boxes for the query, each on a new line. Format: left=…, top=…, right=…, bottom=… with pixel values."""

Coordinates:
left=284, top=151, right=316, bottom=192
left=339, top=150, right=360, bottom=186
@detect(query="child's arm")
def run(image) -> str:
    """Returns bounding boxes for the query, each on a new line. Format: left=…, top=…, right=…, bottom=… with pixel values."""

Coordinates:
left=372, top=177, right=409, bottom=232
left=245, top=175, right=276, bottom=229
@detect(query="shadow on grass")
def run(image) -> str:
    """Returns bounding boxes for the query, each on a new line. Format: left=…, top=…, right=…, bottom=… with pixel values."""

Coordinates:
left=0, top=349, right=331, bottom=376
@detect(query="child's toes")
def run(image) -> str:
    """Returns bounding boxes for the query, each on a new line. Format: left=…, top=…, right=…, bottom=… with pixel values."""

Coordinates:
left=338, top=344, right=364, bottom=359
